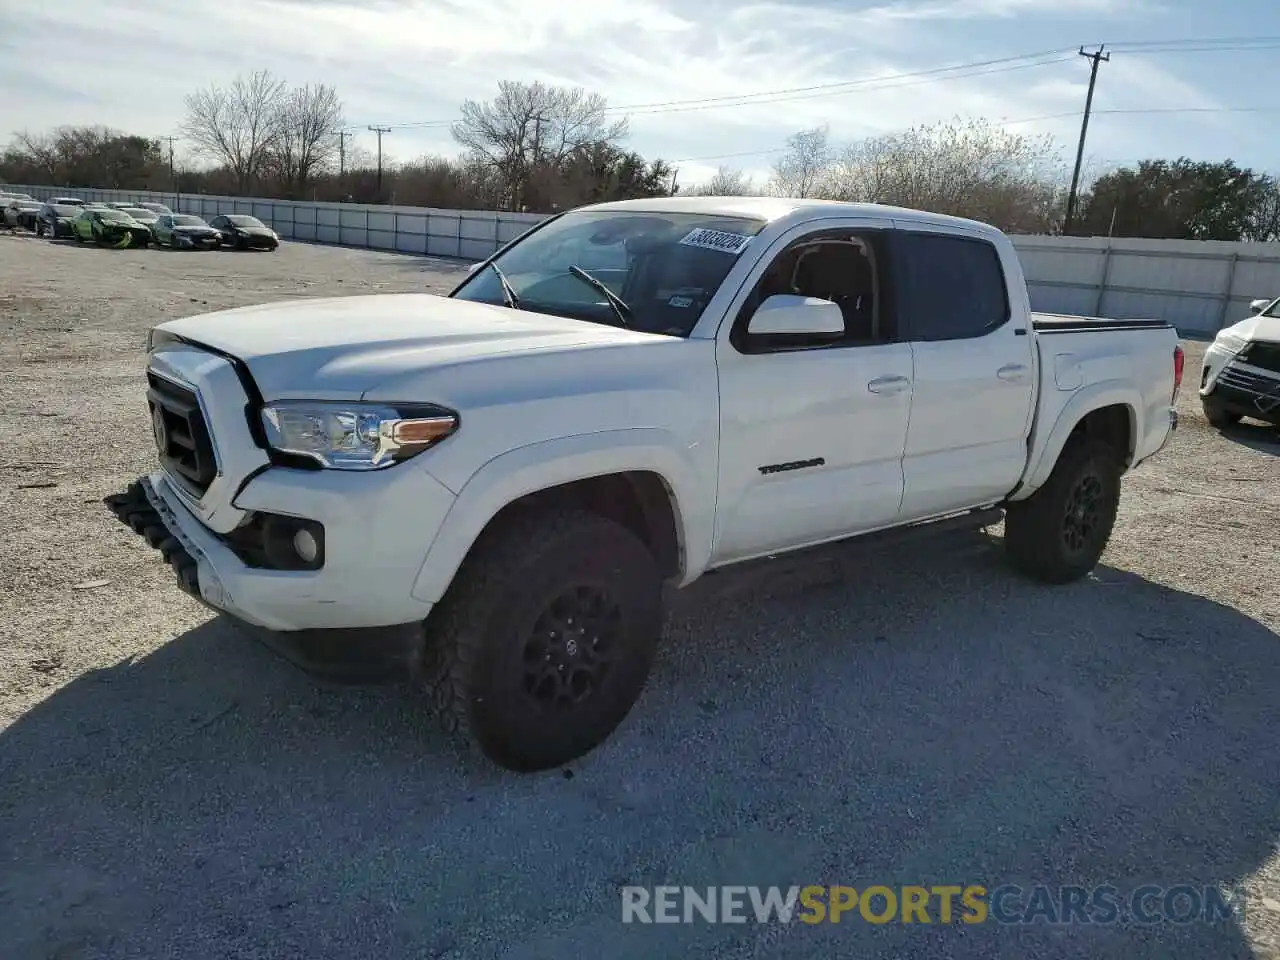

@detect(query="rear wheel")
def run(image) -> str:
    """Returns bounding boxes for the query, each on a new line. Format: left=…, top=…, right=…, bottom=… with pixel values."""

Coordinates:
left=424, top=507, right=663, bottom=771
left=1004, top=435, right=1121, bottom=584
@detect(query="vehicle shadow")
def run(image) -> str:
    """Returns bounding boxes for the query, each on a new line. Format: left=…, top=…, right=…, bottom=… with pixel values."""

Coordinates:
left=1215, top=420, right=1280, bottom=456
left=1, top=533, right=1277, bottom=960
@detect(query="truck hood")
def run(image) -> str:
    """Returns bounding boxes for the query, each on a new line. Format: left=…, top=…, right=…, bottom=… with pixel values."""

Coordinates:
left=1223, top=312, right=1280, bottom=344
left=156, top=293, right=669, bottom=399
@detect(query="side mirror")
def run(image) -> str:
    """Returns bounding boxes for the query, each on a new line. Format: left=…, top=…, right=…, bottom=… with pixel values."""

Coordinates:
left=1249, top=298, right=1271, bottom=315
left=747, top=294, right=844, bottom=337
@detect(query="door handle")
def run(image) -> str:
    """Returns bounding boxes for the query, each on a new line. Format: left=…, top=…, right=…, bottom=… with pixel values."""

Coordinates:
left=997, top=363, right=1029, bottom=383
left=867, top=375, right=911, bottom=395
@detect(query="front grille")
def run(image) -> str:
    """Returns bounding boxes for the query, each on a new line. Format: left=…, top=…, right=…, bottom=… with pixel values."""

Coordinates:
left=147, top=371, right=217, bottom=497
left=1239, top=340, right=1280, bottom=375
left=1217, top=363, right=1280, bottom=398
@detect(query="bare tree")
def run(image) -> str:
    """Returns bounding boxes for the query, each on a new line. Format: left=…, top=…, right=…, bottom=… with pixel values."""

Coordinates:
left=768, top=126, right=830, bottom=198
left=694, top=165, right=754, bottom=196
left=182, top=69, right=288, bottom=193
left=267, top=84, right=345, bottom=197
left=11, top=131, right=59, bottom=181
left=451, top=80, right=629, bottom=209
left=821, top=118, right=1067, bottom=233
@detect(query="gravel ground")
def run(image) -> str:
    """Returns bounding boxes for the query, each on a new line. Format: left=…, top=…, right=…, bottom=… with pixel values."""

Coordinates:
left=1, top=230, right=1278, bottom=960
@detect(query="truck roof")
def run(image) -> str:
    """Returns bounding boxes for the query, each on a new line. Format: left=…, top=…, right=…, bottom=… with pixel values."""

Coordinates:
left=582, top=195, right=1005, bottom=239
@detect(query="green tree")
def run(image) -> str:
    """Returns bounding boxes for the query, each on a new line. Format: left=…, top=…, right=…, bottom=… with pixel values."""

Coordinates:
left=1076, top=158, right=1276, bottom=241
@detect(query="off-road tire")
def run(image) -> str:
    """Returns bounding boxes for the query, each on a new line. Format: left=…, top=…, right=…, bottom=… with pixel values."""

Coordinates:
left=423, top=507, right=663, bottom=772
left=1004, top=434, right=1121, bottom=584
left=1202, top=398, right=1242, bottom=429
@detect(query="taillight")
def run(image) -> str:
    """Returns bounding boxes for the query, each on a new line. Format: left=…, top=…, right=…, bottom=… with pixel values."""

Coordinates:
left=1172, top=345, right=1185, bottom=400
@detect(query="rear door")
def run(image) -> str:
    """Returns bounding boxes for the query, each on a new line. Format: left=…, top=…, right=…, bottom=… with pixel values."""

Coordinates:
left=893, top=227, right=1037, bottom=520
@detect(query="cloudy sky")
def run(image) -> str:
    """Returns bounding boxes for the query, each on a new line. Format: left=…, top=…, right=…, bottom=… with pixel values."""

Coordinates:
left=2, top=0, right=1279, bottom=187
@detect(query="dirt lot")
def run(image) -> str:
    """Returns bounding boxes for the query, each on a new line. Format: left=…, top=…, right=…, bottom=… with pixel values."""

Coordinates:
left=1, top=231, right=1278, bottom=960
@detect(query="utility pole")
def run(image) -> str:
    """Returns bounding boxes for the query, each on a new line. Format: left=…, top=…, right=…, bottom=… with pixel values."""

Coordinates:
left=368, top=126, right=391, bottom=198
left=1063, top=45, right=1110, bottom=236
left=337, top=130, right=352, bottom=178
left=158, top=135, right=179, bottom=208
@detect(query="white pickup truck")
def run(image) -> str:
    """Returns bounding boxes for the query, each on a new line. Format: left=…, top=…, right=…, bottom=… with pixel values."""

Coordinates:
left=108, top=197, right=1183, bottom=771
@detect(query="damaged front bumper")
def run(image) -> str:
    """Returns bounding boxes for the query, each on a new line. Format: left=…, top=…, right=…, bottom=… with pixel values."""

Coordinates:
left=104, top=475, right=424, bottom=677
left=105, top=475, right=242, bottom=619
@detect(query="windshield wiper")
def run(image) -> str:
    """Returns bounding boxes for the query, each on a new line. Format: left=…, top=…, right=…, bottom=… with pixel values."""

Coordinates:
left=487, top=261, right=521, bottom=309
left=568, top=265, right=631, bottom=328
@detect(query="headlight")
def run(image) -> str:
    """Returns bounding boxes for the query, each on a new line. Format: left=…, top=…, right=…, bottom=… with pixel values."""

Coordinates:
left=260, top=401, right=459, bottom=470
left=1213, top=331, right=1248, bottom=355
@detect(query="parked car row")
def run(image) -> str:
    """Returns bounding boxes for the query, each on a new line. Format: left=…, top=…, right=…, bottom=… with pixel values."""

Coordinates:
left=1, top=190, right=279, bottom=251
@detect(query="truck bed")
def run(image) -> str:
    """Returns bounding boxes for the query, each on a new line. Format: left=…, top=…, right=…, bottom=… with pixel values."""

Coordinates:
left=1032, top=312, right=1172, bottom=334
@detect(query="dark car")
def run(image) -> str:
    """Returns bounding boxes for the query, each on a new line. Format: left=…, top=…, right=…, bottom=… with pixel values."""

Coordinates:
left=35, top=203, right=82, bottom=239
left=152, top=213, right=221, bottom=249
left=210, top=214, right=280, bottom=250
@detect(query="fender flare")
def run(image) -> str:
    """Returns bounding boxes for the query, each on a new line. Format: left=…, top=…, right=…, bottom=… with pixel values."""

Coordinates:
left=1015, top=380, right=1141, bottom=497
left=409, top=429, right=712, bottom=605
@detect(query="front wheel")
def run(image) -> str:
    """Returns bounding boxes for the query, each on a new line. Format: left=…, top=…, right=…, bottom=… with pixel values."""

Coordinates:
left=1004, top=435, right=1121, bottom=584
left=1202, top=398, right=1242, bottom=429
left=424, top=508, right=663, bottom=771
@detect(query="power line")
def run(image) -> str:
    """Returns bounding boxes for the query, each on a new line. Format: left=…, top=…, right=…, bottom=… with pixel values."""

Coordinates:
left=339, top=36, right=1280, bottom=132
left=350, top=50, right=1076, bottom=130
left=605, top=49, right=1076, bottom=112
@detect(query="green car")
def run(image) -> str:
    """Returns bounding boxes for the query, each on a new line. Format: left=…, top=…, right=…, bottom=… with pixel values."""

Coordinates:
left=71, top=208, right=153, bottom=248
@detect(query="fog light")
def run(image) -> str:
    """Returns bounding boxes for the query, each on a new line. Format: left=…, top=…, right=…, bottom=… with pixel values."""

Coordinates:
left=293, top=528, right=319, bottom=564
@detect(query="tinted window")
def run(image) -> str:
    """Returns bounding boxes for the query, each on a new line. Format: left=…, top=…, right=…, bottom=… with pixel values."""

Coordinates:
left=226, top=215, right=263, bottom=227
left=896, top=232, right=1009, bottom=341
left=173, top=216, right=205, bottom=226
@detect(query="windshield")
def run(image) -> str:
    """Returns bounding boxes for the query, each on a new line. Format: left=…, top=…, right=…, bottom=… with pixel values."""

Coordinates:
left=226, top=215, right=264, bottom=227
left=173, top=215, right=205, bottom=226
left=450, top=210, right=767, bottom=336
left=121, top=208, right=156, bottom=219
left=99, top=210, right=132, bottom=222
left=49, top=205, right=78, bottom=217
left=1263, top=299, right=1280, bottom=318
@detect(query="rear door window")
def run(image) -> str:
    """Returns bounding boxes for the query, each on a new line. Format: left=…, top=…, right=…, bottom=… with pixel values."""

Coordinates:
left=895, top=232, right=1010, bottom=341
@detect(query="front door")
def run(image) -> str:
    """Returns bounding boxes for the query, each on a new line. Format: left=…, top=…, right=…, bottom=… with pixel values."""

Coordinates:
left=711, top=220, right=914, bottom=564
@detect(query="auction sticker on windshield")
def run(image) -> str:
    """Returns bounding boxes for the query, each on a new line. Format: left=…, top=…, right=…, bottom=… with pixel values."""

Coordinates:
left=679, top=227, right=753, bottom=254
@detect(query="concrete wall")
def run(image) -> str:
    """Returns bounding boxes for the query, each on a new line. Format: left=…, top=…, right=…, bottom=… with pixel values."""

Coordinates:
left=10, top=182, right=1280, bottom=337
